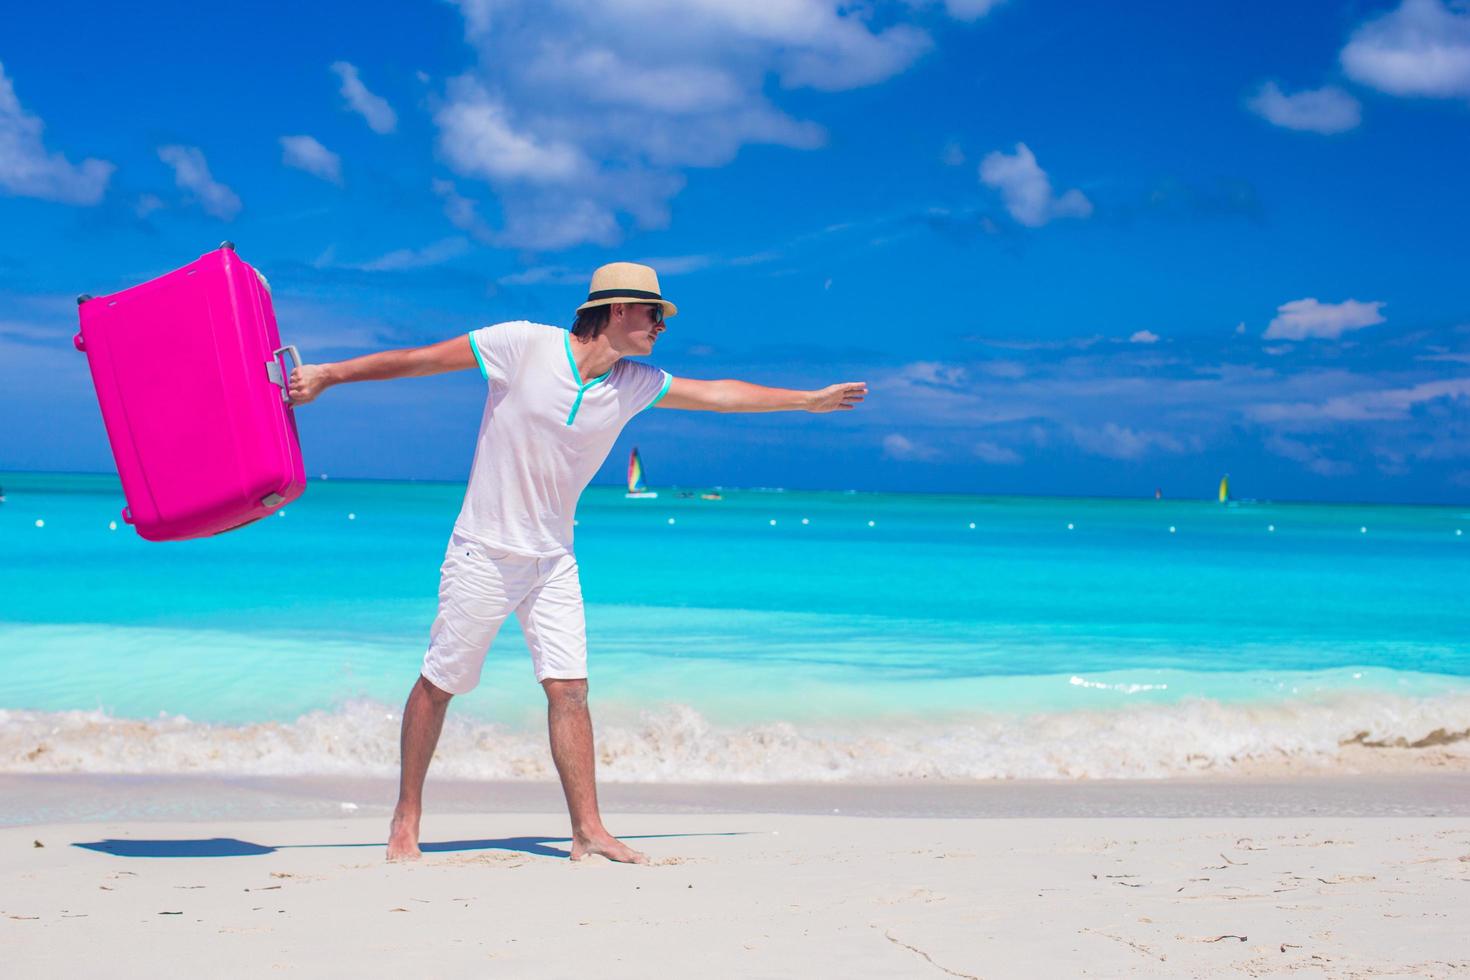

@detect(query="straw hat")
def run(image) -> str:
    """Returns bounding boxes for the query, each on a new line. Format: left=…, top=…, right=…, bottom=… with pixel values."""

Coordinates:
left=575, top=262, right=677, bottom=318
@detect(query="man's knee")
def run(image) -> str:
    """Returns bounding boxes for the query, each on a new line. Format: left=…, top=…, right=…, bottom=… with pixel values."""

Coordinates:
left=542, top=677, right=588, bottom=706
left=417, top=674, right=455, bottom=705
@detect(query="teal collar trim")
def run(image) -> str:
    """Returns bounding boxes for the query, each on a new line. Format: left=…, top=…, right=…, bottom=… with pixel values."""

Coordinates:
left=563, top=332, right=612, bottom=425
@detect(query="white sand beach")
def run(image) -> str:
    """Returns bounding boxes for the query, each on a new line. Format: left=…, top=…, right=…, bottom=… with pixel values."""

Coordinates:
left=4, top=776, right=1469, bottom=978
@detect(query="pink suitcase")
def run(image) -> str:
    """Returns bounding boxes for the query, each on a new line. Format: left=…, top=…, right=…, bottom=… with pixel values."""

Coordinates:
left=73, top=242, right=306, bottom=541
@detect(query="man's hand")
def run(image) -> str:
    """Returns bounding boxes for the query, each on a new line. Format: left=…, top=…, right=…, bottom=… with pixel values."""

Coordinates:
left=806, top=381, right=867, bottom=413
left=288, top=363, right=334, bottom=405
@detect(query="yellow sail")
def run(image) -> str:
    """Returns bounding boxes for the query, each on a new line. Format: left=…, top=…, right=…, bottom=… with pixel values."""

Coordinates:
left=1218, top=475, right=1230, bottom=504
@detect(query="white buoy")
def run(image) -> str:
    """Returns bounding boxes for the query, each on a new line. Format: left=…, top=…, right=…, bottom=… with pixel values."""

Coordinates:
left=667, top=517, right=676, bottom=525
left=108, top=520, right=117, bottom=531
left=34, top=519, right=44, bottom=528
left=1458, top=529, right=1464, bottom=537
left=968, top=522, right=976, bottom=530
left=348, top=513, right=356, bottom=521
left=1360, top=526, right=1367, bottom=534
left=1169, top=526, right=1176, bottom=534
left=1066, top=522, right=1074, bottom=530
left=867, top=520, right=875, bottom=527
left=769, top=519, right=777, bottom=526
left=277, top=510, right=286, bottom=518
left=1268, top=524, right=1275, bottom=532
left=801, top=518, right=809, bottom=525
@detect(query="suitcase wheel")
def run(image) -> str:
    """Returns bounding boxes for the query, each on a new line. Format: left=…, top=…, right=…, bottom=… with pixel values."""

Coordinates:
left=76, top=294, right=93, bottom=306
left=219, top=240, right=236, bottom=251
left=121, top=506, right=133, bottom=525
left=73, top=332, right=85, bottom=352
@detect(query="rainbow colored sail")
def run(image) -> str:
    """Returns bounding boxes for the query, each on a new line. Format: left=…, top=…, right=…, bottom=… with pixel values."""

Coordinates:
left=627, top=447, right=646, bottom=494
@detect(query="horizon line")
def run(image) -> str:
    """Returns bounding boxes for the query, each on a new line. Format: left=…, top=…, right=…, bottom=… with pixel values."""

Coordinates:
left=2, top=468, right=1465, bottom=510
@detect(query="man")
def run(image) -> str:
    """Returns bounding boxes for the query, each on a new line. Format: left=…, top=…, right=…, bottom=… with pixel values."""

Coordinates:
left=288, top=262, right=866, bottom=863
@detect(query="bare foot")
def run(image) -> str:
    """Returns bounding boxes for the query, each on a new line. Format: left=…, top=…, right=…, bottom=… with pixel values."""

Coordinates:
left=386, top=811, right=421, bottom=862
left=570, top=834, right=648, bottom=864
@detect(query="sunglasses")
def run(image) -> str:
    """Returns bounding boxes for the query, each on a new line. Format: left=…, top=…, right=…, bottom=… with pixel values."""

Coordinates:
left=644, top=304, right=664, bottom=324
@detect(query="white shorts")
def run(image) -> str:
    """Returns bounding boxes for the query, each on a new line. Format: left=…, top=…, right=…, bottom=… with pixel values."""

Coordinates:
left=421, top=530, right=588, bottom=694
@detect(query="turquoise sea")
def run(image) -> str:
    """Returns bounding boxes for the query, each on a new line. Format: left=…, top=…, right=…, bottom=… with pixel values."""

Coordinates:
left=2, top=472, right=1468, bottom=780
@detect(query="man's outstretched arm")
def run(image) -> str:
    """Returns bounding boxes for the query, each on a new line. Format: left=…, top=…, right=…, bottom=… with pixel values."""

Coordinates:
left=287, top=335, right=478, bottom=405
left=658, top=378, right=867, bottom=414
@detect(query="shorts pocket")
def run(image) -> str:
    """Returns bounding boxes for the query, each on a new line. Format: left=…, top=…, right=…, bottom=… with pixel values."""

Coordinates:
left=463, top=540, right=513, bottom=562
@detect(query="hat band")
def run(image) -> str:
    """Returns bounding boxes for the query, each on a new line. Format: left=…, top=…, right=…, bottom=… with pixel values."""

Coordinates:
left=586, top=288, right=662, bottom=302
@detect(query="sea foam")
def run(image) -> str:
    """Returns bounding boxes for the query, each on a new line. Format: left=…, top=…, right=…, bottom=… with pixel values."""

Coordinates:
left=4, top=692, right=1468, bottom=781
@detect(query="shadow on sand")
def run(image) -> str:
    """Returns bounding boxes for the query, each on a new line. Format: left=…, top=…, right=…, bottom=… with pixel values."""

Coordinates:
left=72, top=832, right=745, bottom=860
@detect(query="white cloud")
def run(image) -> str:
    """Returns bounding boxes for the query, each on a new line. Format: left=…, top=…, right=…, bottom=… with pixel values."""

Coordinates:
left=1251, top=378, right=1470, bottom=424
left=432, top=178, right=495, bottom=243
left=435, top=0, right=997, bottom=250
left=1129, top=330, right=1160, bottom=344
left=501, top=252, right=721, bottom=288
left=848, top=338, right=1461, bottom=486
left=525, top=46, right=749, bottom=115
left=634, top=254, right=716, bottom=275
left=1341, top=0, right=1470, bottom=99
left=898, top=361, right=969, bottom=388
left=973, top=440, right=1021, bottom=464
left=978, top=143, right=1092, bottom=227
left=436, top=79, right=591, bottom=184
left=349, top=237, right=470, bottom=272
left=331, top=61, right=398, bottom=134
left=1071, top=423, right=1188, bottom=460
left=780, top=22, right=931, bottom=91
left=944, top=0, right=1007, bottom=21
left=1263, top=434, right=1355, bottom=476
left=498, top=264, right=590, bottom=286
left=1248, top=82, right=1361, bottom=134
left=1264, top=298, right=1386, bottom=340
left=883, top=433, right=939, bottom=461
left=134, top=193, right=164, bottom=218
left=0, top=62, right=113, bottom=205
left=497, top=197, right=624, bottom=252
left=157, top=145, right=241, bottom=220
left=977, top=360, right=1025, bottom=379
left=280, top=135, right=342, bottom=184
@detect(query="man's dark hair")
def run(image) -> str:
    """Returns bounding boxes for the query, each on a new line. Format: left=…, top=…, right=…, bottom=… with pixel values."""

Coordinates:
left=571, top=305, right=610, bottom=340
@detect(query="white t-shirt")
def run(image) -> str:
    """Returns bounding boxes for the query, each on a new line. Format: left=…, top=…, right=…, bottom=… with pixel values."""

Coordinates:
left=454, top=321, right=672, bottom=557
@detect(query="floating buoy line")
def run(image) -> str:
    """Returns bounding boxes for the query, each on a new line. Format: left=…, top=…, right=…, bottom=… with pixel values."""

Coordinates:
left=19, top=508, right=1467, bottom=540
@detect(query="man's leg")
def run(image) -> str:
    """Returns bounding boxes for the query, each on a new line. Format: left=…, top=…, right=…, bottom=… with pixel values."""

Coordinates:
left=386, top=674, right=454, bottom=861
left=542, top=678, right=647, bottom=864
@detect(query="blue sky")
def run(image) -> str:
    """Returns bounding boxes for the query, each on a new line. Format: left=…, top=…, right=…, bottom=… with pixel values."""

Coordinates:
left=2, top=0, right=1467, bottom=503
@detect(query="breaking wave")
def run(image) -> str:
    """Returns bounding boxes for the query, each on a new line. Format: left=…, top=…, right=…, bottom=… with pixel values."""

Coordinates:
left=5, top=691, right=1470, bottom=781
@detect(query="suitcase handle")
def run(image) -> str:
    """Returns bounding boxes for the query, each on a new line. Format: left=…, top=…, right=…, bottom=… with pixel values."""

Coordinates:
left=265, top=345, right=303, bottom=403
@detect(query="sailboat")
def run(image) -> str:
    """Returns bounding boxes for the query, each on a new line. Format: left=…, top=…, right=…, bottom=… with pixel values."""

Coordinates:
left=1218, top=475, right=1230, bottom=504
left=626, top=447, right=658, bottom=499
